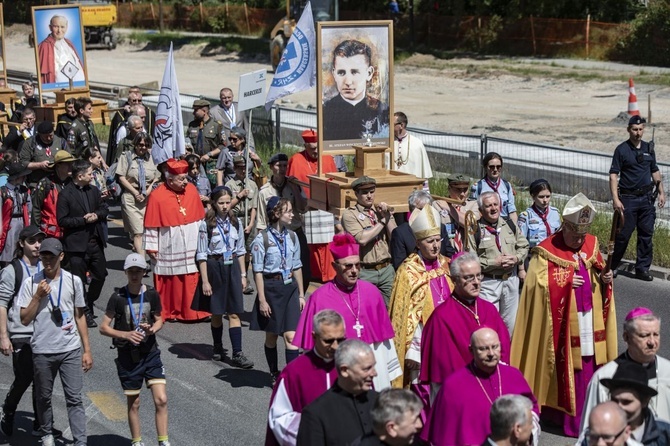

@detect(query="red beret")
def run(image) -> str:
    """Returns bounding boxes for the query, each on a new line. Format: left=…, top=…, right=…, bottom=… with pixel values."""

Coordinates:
left=166, top=158, right=189, bottom=175
left=302, top=129, right=317, bottom=144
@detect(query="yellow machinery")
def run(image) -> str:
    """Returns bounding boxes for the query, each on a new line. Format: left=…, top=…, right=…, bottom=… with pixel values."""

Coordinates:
left=269, top=0, right=338, bottom=71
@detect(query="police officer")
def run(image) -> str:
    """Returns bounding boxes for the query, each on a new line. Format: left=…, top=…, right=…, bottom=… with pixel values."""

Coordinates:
left=66, top=97, right=100, bottom=160
left=609, top=115, right=665, bottom=281
left=341, top=176, right=397, bottom=305
left=186, top=99, right=225, bottom=188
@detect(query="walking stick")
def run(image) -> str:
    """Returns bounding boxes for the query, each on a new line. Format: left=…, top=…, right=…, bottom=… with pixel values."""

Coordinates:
left=603, top=208, right=624, bottom=275
left=463, top=210, right=478, bottom=252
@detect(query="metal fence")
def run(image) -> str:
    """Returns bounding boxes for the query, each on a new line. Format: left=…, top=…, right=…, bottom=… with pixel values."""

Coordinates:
left=267, top=105, right=670, bottom=220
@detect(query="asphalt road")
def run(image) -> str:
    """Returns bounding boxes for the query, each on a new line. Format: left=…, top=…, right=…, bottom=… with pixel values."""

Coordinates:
left=0, top=211, right=668, bottom=446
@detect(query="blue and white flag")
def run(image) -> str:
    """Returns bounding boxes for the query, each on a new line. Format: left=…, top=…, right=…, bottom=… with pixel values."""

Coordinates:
left=152, top=43, right=186, bottom=165
left=265, top=2, right=316, bottom=110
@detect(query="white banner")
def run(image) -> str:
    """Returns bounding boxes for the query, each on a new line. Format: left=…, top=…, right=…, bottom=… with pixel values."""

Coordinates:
left=264, top=1, right=316, bottom=110
left=237, top=69, right=266, bottom=112
left=152, top=42, right=186, bottom=165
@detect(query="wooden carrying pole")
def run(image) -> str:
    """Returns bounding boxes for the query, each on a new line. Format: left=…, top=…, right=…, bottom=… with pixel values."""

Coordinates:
left=585, top=14, right=591, bottom=58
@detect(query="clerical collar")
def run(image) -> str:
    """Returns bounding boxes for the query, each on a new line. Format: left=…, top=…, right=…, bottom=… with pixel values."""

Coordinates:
left=396, top=131, right=408, bottom=142
left=453, top=292, right=476, bottom=306
left=334, top=279, right=356, bottom=293
left=312, top=348, right=334, bottom=363
left=340, top=95, right=365, bottom=107
left=74, top=182, right=90, bottom=190
left=624, top=350, right=656, bottom=369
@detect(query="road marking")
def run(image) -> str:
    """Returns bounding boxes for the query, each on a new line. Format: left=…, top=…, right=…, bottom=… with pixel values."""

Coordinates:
left=87, top=391, right=127, bottom=422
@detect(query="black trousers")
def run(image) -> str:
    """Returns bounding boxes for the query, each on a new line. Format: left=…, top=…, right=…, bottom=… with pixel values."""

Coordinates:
left=612, top=194, right=656, bottom=272
left=3, top=337, right=38, bottom=419
left=65, top=241, right=108, bottom=312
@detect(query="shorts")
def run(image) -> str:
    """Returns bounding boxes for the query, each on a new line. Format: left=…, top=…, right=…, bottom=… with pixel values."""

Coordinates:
left=115, top=348, right=166, bottom=396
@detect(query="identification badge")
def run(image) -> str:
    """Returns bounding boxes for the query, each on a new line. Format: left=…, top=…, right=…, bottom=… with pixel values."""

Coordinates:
left=51, top=307, right=63, bottom=325
left=358, top=213, right=366, bottom=221
left=445, top=223, right=455, bottom=239
left=223, top=251, right=233, bottom=265
left=61, top=310, right=74, bottom=331
left=282, top=270, right=292, bottom=285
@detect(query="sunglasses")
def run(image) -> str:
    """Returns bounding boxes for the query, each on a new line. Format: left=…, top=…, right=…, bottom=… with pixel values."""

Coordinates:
left=136, top=143, right=147, bottom=148
left=130, top=99, right=143, bottom=104
left=229, top=137, right=239, bottom=142
left=322, top=337, right=347, bottom=345
left=336, top=262, right=361, bottom=270
left=487, top=165, right=502, bottom=171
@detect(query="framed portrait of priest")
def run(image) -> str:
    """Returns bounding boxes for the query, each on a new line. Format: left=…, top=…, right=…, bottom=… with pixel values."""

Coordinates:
left=317, top=21, right=394, bottom=153
left=31, top=5, right=88, bottom=93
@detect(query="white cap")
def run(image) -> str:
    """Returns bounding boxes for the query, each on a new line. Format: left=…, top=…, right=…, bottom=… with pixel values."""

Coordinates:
left=409, top=205, right=441, bottom=240
left=124, top=253, right=147, bottom=270
left=562, top=193, right=596, bottom=234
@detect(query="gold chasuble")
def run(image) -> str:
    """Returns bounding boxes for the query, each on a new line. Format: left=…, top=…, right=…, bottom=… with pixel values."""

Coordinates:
left=511, top=232, right=617, bottom=416
left=389, top=253, right=454, bottom=388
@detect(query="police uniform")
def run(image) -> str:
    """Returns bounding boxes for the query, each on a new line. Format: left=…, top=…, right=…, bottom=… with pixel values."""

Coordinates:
left=466, top=216, right=529, bottom=334
left=341, top=182, right=396, bottom=305
left=610, top=117, right=660, bottom=277
left=249, top=226, right=302, bottom=335
left=192, top=217, right=247, bottom=315
left=518, top=205, right=561, bottom=248
left=66, top=117, right=99, bottom=159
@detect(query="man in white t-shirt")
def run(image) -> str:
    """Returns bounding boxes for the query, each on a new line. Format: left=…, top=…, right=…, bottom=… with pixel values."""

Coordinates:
left=18, top=238, right=92, bottom=446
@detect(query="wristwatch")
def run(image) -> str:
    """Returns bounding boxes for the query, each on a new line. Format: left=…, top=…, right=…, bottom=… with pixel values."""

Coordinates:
left=241, top=272, right=247, bottom=278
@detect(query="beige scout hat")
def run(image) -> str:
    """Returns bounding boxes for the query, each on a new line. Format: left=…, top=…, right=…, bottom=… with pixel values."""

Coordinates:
left=562, top=192, right=596, bottom=234
left=409, top=205, right=441, bottom=240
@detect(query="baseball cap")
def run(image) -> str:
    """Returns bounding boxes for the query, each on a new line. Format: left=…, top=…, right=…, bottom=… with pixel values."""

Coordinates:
left=39, top=238, right=63, bottom=255
left=124, top=253, right=148, bottom=270
left=19, top=225, right=46, bottom=240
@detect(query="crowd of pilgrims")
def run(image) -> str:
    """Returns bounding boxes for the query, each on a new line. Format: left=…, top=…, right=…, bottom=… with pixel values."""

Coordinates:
left=0, top=89, right=666, bottom=446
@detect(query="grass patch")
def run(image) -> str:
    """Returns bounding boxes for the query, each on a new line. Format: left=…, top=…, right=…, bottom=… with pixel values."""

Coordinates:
left=94, top=123, right=110, bottom=145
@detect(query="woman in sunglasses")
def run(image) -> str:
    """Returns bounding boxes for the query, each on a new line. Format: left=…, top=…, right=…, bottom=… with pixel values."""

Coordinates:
left=215, top=128, right=261, bottom=187
left=116, top=132, right=159, bottom=259
left=471, top=152, right=518, bottom=223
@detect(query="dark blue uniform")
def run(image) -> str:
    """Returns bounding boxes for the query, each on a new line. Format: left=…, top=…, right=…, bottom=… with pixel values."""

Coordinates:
left=609, top=138, right=658, bottom=274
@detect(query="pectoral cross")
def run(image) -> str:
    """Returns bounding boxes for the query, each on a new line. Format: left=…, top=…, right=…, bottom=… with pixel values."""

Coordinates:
left=353, top=319, right=364, bottom=338
left=179, top=206, right=186, bottom=216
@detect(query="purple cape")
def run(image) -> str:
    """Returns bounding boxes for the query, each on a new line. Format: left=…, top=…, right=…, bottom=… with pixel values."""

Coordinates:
left=265, top=350, right=338, bottom=446
left=293, top=280, right=395, bottom=349
left=426, top=363, right=539, bottom=446
left=419, top=295, right=510, bottom=384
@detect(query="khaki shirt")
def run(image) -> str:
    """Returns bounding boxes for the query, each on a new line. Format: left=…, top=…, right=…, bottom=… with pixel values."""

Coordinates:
left=186, top=117, right=224, bottom=156
left=467, top=216, right=529, bottom=275
left=255, top=178, right=306, bottom=231
left=432, top=199, right=479, bottom=250
left=341, top=203, right=391, bottom=265
left=225, top=176, right=258, bottom=217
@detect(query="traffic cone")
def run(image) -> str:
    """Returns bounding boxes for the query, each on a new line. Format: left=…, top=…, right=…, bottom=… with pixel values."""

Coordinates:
left=628, top=78, right=640, bottom=116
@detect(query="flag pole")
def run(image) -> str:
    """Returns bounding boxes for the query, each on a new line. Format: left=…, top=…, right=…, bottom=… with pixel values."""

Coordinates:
left=244, top=109, right=253, bottom=228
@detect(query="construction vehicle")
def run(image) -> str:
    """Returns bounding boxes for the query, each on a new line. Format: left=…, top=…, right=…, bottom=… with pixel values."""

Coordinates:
left=269, top=0, right=338, bottom=71
left=30, top=0, right=117, bottom=50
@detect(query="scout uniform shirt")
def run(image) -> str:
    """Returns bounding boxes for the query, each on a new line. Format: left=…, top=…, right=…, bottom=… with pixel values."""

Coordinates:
left=186, top=117, right=224, bottom=157
left=67, top=117, right=99, bottom=159
left=341, top=203, right=392, bottom=266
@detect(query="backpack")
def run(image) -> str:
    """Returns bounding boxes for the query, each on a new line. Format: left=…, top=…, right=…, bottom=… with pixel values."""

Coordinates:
left=107, top=151, right=133, bottom=197
left=6, top=259, right=23, bottom=310
left=474, top=218, right=517, bottom=250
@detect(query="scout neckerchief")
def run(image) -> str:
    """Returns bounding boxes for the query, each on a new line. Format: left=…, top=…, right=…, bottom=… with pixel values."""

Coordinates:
left=484, top=224, right=502, bottom=251
left=532, top=204, right=552, bottom=236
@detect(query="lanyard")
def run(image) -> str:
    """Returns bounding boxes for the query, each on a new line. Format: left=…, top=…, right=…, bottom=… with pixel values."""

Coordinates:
left=224, top=106, right=236, bottom=126
left=269, top=228, right=288, bottom=270
left=126, top=286, right=145, bottom=328
left=48, top=275, right=64, bottom=309
left=19, top=259, right=41, bottom=277
left=216, top=217, right=231, bottom=251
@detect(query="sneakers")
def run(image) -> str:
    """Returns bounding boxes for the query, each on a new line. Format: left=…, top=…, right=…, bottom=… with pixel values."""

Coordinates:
left=158, top=441, right=171, bottom=446
left=86, top=312, right=98, bottom=328
left=131, top=442, right=145, bottom=446
left=212, top=344, right=224, bottom=361
left=31, top=420, right=62, bottom=437
left=230, top=352, right=254, bottom=369
left=41, top=434, right=55, bottom=446
left=0, top=407, right=14, bottom=436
